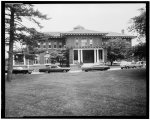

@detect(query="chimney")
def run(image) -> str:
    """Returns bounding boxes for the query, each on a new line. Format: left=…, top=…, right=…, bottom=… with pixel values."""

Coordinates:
left=121, top=29, right=124, bottom=34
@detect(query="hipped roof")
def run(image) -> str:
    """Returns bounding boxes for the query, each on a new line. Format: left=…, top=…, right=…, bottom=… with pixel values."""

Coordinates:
left=43, top=25, right=135, bottom=38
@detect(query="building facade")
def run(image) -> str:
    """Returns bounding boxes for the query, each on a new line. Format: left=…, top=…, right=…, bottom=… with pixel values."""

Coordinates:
left=13, top=25, right=135, bottom=66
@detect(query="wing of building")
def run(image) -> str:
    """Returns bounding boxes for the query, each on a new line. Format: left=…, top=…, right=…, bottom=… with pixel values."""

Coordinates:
left=12, top=25, right=136, bottom=66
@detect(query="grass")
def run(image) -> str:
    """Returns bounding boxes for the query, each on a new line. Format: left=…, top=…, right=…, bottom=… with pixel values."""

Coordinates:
left=5, top=68, right=147, bottom=117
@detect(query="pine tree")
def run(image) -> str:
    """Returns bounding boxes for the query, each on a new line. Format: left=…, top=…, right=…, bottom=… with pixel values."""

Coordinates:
left=5, top=3, right=50, bottom=81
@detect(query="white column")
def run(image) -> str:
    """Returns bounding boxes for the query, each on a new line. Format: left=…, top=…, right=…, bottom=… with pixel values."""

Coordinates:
left=23, top=54, right=26, bottom=65
left=73, top=50, right=74, bottom=64
left=94, top=49, right=96, bottom=63
left=97, top=49, right=99, bottom=63
left=78, top=49, right=80, bottom=63
left=13, top=55, right=15, bottom=65
left=81, top=49, right=83, bottom=63
left=103, top=49, right=104, bottom=62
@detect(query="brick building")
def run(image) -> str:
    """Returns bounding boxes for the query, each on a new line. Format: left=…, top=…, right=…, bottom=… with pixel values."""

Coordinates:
left=13, top=25, right=135, bottom=66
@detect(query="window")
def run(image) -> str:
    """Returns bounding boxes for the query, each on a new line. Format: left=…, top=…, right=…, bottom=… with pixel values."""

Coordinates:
left=51, top=66, right=57, bottom=68
left=43, top=42, right=46, bottom=48
left=90, top=39, right=93, bottom=46
left=49, top=42, right=51, bottom=48
left=37, top=43, right=40, bottom=48
left=81, top=39, right=87, bottom=47
left=54, top=41, right=57, bottom=48
left=59, top=42, right=62, bottom=48
left=34, top=55, right=40, bottom=64
left=75, top=39, right=79, bottom=46
left=44, top=57, right=50, bottom=64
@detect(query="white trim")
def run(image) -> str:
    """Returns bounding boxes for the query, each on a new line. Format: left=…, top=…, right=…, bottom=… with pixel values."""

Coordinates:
left=73, top=50, right=74, bottom=64
left=78, top=49, right=80, bottom=63
left=103, top=49, right=104, bottom=62
left=81, top=49, right=83, bottom=62
left=94, top=49, right=96, bottom=63
left=97, top=49, right=99, bottom=63
left=73, top=48, right=104, bottom=50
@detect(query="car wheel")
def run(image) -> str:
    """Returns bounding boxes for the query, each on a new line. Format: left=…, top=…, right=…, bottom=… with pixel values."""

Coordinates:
left=85, top=70, right=88, bottom=72
left=48, top=71, right=50, bottom=73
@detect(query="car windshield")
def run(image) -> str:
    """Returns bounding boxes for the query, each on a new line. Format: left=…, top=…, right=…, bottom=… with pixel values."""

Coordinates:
left=51, top=66, right=60, bottom=68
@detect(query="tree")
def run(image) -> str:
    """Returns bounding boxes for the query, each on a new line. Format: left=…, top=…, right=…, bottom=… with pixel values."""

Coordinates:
left=49, top=49, right=70, bottom=67
left=128, top=7, right=146, bottom=38
left=128, top=7, right=146, bottom=61
left=106, top=38, right=131, bottom=65
left=5, top=3, right=49, bottom=81
left=132, top=42, right=146, bottom=61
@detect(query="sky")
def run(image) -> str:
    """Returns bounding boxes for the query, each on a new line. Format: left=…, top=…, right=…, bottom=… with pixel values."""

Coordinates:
left=5, top=3, right=146, bottom=58
left=28, top=3, right=145, bottom=46
left=28, top=3, right=146, bottom=34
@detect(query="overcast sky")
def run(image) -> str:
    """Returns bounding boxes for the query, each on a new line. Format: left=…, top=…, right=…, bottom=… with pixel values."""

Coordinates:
left=25, top=3, right=146, bottom=35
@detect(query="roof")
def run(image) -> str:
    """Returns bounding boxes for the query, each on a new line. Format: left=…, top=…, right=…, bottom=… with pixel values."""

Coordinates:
left=63, top=25, right=107, bottom=35
left=44, top=32, right=62, bottom=38
left=104, top=32, right=136, bottom=38
left=43, top=26, right=136, bottom=38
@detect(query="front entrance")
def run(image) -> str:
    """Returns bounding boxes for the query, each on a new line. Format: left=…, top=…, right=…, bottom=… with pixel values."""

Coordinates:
left=73, top=48, right=104, bottom=64
left=83, top=50, right=94, bottom=63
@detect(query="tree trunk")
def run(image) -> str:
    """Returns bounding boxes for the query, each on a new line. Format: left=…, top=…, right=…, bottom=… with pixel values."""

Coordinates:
left=110, top=61, right=113, bottom=66
left=7, top=6, right=14, bottom=82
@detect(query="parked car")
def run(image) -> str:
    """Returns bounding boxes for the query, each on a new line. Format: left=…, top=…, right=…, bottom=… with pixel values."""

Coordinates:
left=136, top=61, right=146, bottom=68
left=39, top=65, right=70, bottom=73
left=5, top=67, right=33, bottom=74
left=120, top=61, right=144, bottom=69
left=81, top=63, right=110, bottom=72
left=120, top=61, right=129, bottom=69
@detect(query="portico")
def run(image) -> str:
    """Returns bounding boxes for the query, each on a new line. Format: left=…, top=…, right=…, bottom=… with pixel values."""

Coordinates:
left=73, top=48, right=104, bottom=64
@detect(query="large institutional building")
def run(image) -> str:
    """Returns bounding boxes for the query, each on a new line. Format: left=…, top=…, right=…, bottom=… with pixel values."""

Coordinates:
left=13, top=25, right=135, bottom=66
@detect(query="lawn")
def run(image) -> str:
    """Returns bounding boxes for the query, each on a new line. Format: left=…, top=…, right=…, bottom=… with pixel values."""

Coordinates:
left=5, top=68, right=147, bottom=117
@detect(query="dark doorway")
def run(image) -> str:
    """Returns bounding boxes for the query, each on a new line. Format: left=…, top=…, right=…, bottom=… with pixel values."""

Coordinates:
left=83, top=50, right=94, bottom=63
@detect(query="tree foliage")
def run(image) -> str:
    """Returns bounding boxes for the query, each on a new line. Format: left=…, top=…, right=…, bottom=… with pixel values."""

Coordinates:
left=128, top=8, right=146, bottom=37
left=5, top=3, right=49, bottom=81
left=128, top=7, right=146, bottom=61
left=132, top=42, right=146, bottom=60
left=49, top=49, right=70, bottom=67
left=106, top=38, right=131, bottom=65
